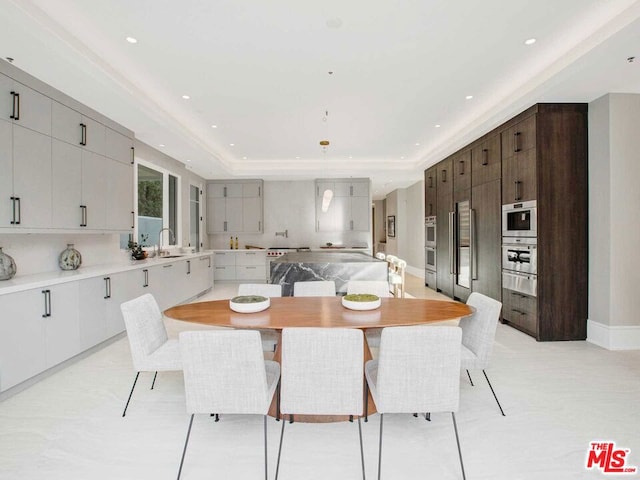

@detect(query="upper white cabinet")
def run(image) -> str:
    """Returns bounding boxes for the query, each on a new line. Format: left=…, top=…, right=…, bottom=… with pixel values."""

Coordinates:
left=0, top=63, right=134, bottom=233
left=206, top=180, right=263, bottom=234
left=315, top=178, right=370, bottom=232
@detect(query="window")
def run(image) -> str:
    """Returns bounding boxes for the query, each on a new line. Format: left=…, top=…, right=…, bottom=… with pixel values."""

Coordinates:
left=121, top=160, right=181, bottom=250
left=189, top=184, right=202, bottom=251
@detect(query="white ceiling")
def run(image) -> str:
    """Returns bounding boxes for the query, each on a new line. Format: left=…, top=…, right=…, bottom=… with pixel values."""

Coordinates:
left=2, top=0, right=640, bottom=199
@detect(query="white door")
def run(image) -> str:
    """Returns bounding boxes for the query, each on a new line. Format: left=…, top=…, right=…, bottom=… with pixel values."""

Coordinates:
left=81, top=150, right=107, bottom=229
left=0, top=289, right=47, bottom=391
left=51, top=139, right=83, bottom=229
left=44, top=282, right=81, bottom=368
left=0, top=119, right=13, bottom=226
left=78, top=276, right=108, bottom=350
left=12, top=125, right=52, bottom=228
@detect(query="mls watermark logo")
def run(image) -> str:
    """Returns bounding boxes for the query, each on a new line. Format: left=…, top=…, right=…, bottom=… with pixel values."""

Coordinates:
left=586, top=441, right=637, bottom=474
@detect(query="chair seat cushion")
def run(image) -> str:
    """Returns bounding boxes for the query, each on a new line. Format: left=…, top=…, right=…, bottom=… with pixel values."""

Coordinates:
left=140, top=338, right=182, bottom=371
left=460, top=344, right=482, bottom=370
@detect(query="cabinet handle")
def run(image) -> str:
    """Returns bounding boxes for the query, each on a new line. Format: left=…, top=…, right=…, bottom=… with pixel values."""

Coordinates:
left=104, top=277, right=111, bottom=299
left=246, top=252, right=256, bottom=255
left=514, top=132, right=522, bottom=152
left=470, top=208, right=478, bottom=281
left=514, top=181, right=522, bottom=201
left=428, top=203, right=433, bottom=216
left=187, top=260, right=191, bottom=275
left=10, top=197, right=21, bottom=225
left=10, top=92, right=20, bottom=120
left=143, top=269, right=149, bottom=287
left=442, top=169, right=447, bottom=183
left=208, top=256, right=211, bottom=268
left=80, top=205, right=87, bottom=227
left=258, top=220, right=261, bottom=231
left=80, top=123, right=87, bottom=146
left=223, top=186, right=227, bottom=198
left=224, top=220, right=227, bottom=232
left=459, top=160, right=465, bottom=175
left=428, top=176, right=433, bottom=188
left=131, top=211, right=135, bottom=229
left=350, top=185, right=354, bottom=196
left=511, top=308, right=525, bottom=316
left=246, top=266, right=256, bottom=269
left=10, top=197, right=16, bottom=225
left=482, top=148, right=489, bottom=166
left=42, top=290, right=51, bottom=318
left=130, top=146, right=135, bottom=165
left=258, top=186, right=261, bottom=197
left=163, top=264, right=173, bottom=268
left=448, top=212, right=454, bottom=274
left=350, top=220, right=354, bottom=230
left=10, top=91, right=17, bottom=119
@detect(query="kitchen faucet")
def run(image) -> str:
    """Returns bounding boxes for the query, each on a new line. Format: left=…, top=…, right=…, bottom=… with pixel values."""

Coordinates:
left=158, top=227, right=175, bottom=257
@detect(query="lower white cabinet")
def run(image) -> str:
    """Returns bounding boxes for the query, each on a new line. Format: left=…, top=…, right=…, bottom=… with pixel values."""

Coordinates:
left=0, top=253, right=213, bottom=393
left=213, top=251, right=265, bottom=281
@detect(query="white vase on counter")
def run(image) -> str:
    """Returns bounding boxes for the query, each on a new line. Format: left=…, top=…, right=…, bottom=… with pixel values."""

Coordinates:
left=58, top=244, right=82, bottom=271
left=0, top=247, right=17, bottom=280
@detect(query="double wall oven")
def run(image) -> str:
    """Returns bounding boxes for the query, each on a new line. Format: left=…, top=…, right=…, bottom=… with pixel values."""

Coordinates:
left=502, top=201, right=537, bottom=297
left=424, top=216, right=436, bottom=287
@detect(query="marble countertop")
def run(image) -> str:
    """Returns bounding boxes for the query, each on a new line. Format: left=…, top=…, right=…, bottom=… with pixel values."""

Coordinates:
left=0, top=251, right=214, bottom=296
left=271, top=251, right=383, bottom=264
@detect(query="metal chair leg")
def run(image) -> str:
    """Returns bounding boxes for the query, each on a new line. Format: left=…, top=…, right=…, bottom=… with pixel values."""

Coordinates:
left=466, top=370, right=474, bottom=386
left=276, top=379, right=281, bottom=421
left=483, top=370, right=505, bottom=416
left=275, top=414, right=286, bottom=480
left=263, top=415, right=268, bottom=480
left=451, top=412, right=466, bottom=480
left=377, top=413, right=384, bottom=480
left=364, top=381, right=369, bottom=422
left=122, top=372, right=140, bottom=417
left=150, top=371, right=158, bottom=390
left=358, top=417, right=366, bottom=480
left=176, top=414, right=195, bottom=480
left=424, top=413, right=431, bottom=421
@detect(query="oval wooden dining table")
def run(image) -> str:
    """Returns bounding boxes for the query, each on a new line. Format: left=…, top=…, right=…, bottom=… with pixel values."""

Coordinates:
left=165, top=296, right=473, bottom=423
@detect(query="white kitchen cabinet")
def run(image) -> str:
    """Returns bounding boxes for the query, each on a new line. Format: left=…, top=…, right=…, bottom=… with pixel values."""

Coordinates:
left=106, top=127, right=134, bottom=165
left=104, top=271, right=138, bottom=338
left=78, top=276, right=108, bottom=351
left=12, top=124, right=52, bottom=228
left=1, top=73, right=52, bottom=136
left=213, top=250, right=266, bottom=281
left=0, top=283, right=79, bottom=392
left=52, top=139, right=83, bottom=229
left=51, top=101, right=106, bottom=155
left=82, top=150, right=109, bottom=229
left=0, top=119, right=14, bottom=226
left=105, top=159, right=134, bottom=231
left=206, top=180, right=263, bottom=234
left=315, top=178, right=370, bottom=232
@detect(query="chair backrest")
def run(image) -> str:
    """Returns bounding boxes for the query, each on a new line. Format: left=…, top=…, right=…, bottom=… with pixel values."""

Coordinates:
left=460, top=292, right=503, bottom=368
left=179, top=330, right=271, bottom=415
left=375, top=252, right=386, bottom=260
left=280, top=328, right=363, bottom=415
left=238, top=283, right=282, bottom=297
left=375, top=326, right=462, bottom=414
left=120, top=294, right=168, bottom=370
left=293, top=281, right=336, bottom=297
left=347, top=280, right=391, bottom=298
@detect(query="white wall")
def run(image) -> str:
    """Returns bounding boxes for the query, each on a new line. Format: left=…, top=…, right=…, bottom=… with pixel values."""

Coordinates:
left=588, top=93, right=640, bottom=349
left=208, top=180, right=372, bottom=250
left=404, top=180, right=425, bottom=276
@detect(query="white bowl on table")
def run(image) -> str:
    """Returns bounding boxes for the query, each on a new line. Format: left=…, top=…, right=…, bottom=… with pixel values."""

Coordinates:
left=229, top=295, right=270, bottom=313
left=341, top=294, right=381, bottom=311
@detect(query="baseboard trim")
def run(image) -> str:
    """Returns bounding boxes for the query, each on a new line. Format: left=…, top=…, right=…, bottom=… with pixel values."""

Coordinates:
left=406, top=265, right=424, bottom=279
left=587, top=320, right=640, bottom=350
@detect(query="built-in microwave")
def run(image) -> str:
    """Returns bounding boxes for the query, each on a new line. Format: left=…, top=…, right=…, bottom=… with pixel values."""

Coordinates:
left=502, top=200, right=537, bottom=238
left=425, top=216, right=436, bottom=248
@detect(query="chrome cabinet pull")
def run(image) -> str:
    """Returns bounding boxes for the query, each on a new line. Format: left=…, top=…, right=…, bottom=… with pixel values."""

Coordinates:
left=470, top=208, right=478, bottom=280
left=163, top=264, right=173, bottom=268
left=448, top=212, right=454, bottom=274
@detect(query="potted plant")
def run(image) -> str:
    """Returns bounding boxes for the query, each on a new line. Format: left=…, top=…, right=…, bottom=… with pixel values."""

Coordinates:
left=128, top=234, right=149, bottom=260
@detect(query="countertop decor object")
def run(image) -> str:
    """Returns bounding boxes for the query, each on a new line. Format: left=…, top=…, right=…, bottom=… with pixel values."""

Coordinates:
left=342, top=293, right=381, bottom=311
left=58, top=244, right=82, bottom=271
left=0, top=247, right=17, bottom=280
left=229, top=295, right=270, bottom=313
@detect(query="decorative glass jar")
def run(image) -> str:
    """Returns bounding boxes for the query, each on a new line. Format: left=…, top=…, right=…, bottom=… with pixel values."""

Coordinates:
left=59, top=244, right=82, bottom=271
left=0, top=247, right=17, bottom=280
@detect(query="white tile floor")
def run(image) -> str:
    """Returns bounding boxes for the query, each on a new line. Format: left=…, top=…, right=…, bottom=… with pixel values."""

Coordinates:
left=0, top=280, right=639, bottom=479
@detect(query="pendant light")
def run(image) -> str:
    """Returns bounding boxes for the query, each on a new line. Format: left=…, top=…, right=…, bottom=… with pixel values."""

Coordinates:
left=320, top=111, right=333, bottom=213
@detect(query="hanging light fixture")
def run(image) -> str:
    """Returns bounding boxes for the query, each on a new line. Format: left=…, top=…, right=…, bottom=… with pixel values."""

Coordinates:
left=320, top=111, right=333, bottom=213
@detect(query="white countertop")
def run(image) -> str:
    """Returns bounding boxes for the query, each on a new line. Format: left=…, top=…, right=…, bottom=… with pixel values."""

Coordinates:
left=0, top=251, right=214, bottom=296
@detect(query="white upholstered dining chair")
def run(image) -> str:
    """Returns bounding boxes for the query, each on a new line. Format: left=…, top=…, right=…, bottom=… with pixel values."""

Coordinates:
left=177, top=330, right=280, bottom=480
left=120, top=293, right=182, bottom=417
left=275, top=327, right=365, bottom=480
left=237, top=283, right=282, bottom=352
left=365, top=326, right=466, bottom=479
left=461, top=292, right=505, bottom=416
left=293, top=280, right=336, bottom=297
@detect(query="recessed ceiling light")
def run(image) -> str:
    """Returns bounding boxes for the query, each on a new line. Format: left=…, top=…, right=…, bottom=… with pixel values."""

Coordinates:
left=229, top=143, right=235, bottom=147
left=524, top=38, right=537, bottom=46
left=295, top=156, right=301, bottom=159
left=126, top=36, right=138, bottom=44
left=400, top=156, right=405, bottom=160
left=211, top=125, right=218, bottom=128
left=415, top=143, right=420, bottom=146
left=465, top=95, right=473, bottom=100
left=182, top=95, right=190, bottom=100
left=242, top=156, right=247, bottom=160
left=435, top=124, right=441, bottom=128
left=349, top=156, right=353, bottom=159
left=159, top=144, right=165, bottom=147
left=185, top=159, right=191, bottom=162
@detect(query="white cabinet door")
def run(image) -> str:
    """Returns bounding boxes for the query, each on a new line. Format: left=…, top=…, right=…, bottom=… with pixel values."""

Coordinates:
left=0, top=119, right=13, bottom=226
left=78, top=276, right=108, bottom=350
left=333, top=182, right=351, bottom=197
left=207, top=183, right=225, bottom=198
left=12, top=125, right=52, bottom=228
left=0, top=73, right=14, bottom=121
left=0, top=289, right=46, bottom=392
left=351, top=181, right=369, bottom=197
left=106, top=127, right=133, bottom=165
left=105, top=271, right=137, bottom=338
left=226, top=183, right=243, bottom=197
left=236, top=251, right=265, bottom=265
left=11, top=80, right=52, bottom=136
left=82, top=116, right=106, bottom=156
left=51, top=139, right=83, bottom=229
left=81, top=150, right=107, bottom=230
left=333, top=196, right=351, bottom=231
left=236, top=265, right=266, bottom=280
left=214, top=265, right=236, bottom=281
left=243, top=182, right=261, bottom=197
left=207, top=198, right=226, bottom=233
left=351, top=195, right=370, bottom=231
left=105, top=159, right=134, bottom=231
left=51, top=101, right=82, bottom=146
left=242, top=196, right=262, bottom=232
left=194, top=255, right=213, bottom=293
left=213, top=251, right=235, bottom=266
left=44, top=282, right=81, bottom=368
left=225, top=197, right=243, bottom=232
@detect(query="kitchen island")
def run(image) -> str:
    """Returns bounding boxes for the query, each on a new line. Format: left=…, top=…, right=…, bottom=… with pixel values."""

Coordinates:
left=269, top=251, right=388, bottom=296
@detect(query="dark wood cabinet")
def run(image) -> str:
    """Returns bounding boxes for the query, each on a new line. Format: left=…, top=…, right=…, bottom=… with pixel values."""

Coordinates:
left=501, top=115, right=536, bottom=155
left=453, top=150, right=471, bottom=192
left=470, top=179, right=501, bottom=302
left=424, top=167, right=437, bottom=217
left=437, top=157, right=453, bottom=196
left=502, top=147, right=536, bottom=203
left=471, top=134, right=501, bottom=186
left=436, top=188, right=453, bottom=298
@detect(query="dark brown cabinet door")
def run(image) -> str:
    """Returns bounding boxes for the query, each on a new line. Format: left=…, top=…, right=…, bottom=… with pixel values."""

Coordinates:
left=437, top=157, right=453, bottom=197
left=470, top=179, right=501, bottom=302
left=424, top=167, right=437, bottom=217
left=436, top=191, right=453, bottom=297
left=502, top=147, right=536, bottom=203
left=453, top=150, right=471, bottom=192
left=472, top=134, right=501, bottom=186
left=501, top=115, right=536, bottom=155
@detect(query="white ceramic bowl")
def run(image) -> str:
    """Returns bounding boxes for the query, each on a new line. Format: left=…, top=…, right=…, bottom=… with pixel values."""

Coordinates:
left=341, top=296, right=381, bottom=311
left=229, top=295, right=270, bottom=313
